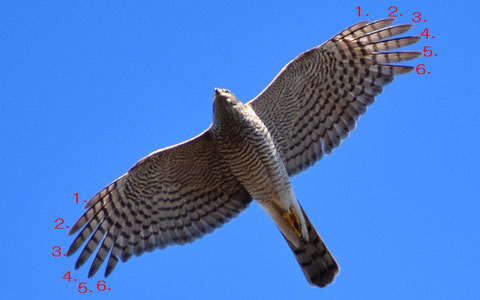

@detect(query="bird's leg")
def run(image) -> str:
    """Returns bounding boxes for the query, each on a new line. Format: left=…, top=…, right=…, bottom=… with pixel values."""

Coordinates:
left=282, top=207, right=302, bottom=238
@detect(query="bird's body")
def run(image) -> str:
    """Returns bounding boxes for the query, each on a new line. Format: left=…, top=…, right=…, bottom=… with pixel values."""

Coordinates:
left=212, top=89, right=308, bottom=244
left=68, top=19, right=421, bottom=288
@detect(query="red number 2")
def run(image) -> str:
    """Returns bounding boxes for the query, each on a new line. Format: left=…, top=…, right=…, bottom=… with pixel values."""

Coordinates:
left=54, top=218, right=64, bottom=229
left=388, top=6, right=398, bottom=17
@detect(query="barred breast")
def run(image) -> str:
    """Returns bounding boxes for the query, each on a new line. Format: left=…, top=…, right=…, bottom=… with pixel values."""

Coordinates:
left=211, top=88, right=308, bottom=244
left=213, top=104, right=291, bottom=203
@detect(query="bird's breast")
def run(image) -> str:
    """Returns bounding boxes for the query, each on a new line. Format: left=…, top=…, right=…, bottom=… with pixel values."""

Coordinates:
left=213, top=109, right=291, bottom=202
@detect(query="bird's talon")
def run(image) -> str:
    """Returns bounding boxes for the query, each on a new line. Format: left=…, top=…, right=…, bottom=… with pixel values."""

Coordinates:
left=282, top=207, right=302, bottom=238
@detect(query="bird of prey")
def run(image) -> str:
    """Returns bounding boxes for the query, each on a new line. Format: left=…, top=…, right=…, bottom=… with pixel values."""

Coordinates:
left=67, top=18, right=420, bottom=288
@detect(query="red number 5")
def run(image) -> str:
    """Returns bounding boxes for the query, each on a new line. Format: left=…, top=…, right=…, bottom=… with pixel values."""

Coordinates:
left=78, top=282, right=88, bottom=293
left=423, top=46, right=433, bottom=57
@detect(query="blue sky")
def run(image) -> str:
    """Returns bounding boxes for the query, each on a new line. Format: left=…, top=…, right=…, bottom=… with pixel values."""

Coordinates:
left=1, top=1, right=478, bottom=299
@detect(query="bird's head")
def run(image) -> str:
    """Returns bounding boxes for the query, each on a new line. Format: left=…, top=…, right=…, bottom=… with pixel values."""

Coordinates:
left=213, top=88, right=241, bottom=106
left=212, top=88, right=243, bottom=122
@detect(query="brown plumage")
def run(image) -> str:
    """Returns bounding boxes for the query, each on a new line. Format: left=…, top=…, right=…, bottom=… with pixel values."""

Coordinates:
left=68, top=19, right=420, bottom=287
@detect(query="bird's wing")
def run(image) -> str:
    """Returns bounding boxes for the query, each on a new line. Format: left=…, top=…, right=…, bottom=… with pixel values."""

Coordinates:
left=247, top=19, right=421, bottom=176
left=67, top=129, right=252, bottom=277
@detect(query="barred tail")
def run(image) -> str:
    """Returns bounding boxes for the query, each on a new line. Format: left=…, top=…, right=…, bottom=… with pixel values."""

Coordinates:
left=282, top=208, right=339, bottom=287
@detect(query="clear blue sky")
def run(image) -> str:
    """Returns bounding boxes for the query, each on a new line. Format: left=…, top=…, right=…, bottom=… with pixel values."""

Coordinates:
left=1, top=1, right=478, bottom=299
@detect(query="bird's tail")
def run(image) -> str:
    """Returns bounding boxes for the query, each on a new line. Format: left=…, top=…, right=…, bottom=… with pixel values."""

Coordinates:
left=281, top=207, right=339, bottom=287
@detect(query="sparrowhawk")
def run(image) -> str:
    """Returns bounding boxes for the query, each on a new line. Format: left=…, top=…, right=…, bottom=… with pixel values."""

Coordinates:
left=68, top=19, right=421, bottom=287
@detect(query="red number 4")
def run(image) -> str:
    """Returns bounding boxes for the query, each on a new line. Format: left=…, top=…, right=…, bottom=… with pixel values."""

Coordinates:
left=421, top=28, right=431, bottom=39
left=63, top=271, right=72, bottom=282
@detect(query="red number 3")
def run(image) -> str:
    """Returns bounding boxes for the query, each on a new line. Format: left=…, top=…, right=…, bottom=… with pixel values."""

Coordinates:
left=52, top=245, right=62, bottom=257
left=412, top=11, right=422, bottom=23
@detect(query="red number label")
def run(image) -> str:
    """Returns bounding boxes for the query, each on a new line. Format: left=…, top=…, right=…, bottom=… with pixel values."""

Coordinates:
left=423, top=46, right=433, bottom=57
left=388, top=6, right=398, bottom=17
left=416, top=64, right=426, bottom=75
left=78, top=282, right=88, bottom=293
left=52, top=245, right=62, bottom=257
left=412, top=11, right=422, bottom=23
left=356, top=6, right=360, bottom=16
left=97, top=280, right=107, bottom=291
left=54, top=218, right=64, bottom=229
left=421, top=28, right=430, bottom=39
left=63, top=271, right=72, bottom=282
left=74, top=192, right=79, bottom=203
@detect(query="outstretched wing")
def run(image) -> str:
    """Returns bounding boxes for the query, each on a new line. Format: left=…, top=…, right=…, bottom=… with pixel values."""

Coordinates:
left=67, top=129, right=252, bottom=277
left=248, top=19, right=421, bottom=176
